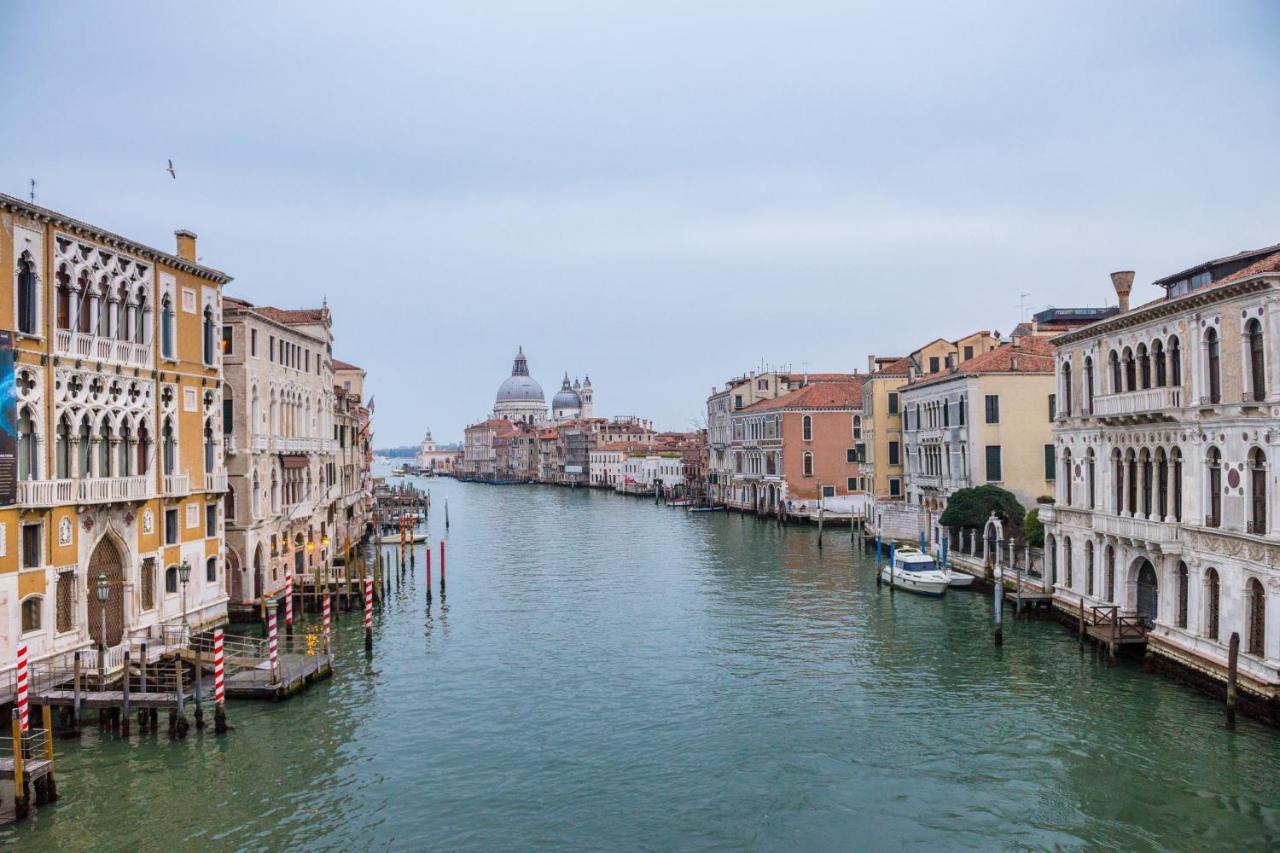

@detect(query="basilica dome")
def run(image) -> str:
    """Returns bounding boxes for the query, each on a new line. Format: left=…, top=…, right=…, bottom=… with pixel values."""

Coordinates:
left=551, top=374, right=582, bottom=410
left=495, top=347, right=545, bottom=405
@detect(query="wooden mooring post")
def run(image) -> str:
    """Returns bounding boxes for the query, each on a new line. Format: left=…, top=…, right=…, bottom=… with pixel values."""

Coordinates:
left=993, top=564, right=1004, bottom=646
left=1226, top=631, right=1240, bottom=731
left=10, top=709, right=28, bottom=820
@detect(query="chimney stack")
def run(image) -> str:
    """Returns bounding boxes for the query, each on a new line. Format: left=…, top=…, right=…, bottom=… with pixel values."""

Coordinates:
left=1111, top=270, right=1135, bottom=313
left=175, top=229, right=198, bottom=262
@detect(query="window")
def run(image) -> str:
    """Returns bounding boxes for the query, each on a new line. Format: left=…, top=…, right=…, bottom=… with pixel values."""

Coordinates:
left=1248, top=319, right=1265, bottom=401
left=1084, top=356, right=1094, bottom=413
left=802, top=415, right=812, bottom=441
left=1206, top=327, right=1221, bottom=404
left=17, top=254, right=38, bottom=336
left=1109, top=350, right=1121, bottom=392
left=56, top=572, right=74, bottom=632
left=1176, top=562, right=1188, bottom=628
left=1247, top=577, right=1266, bottom=656
left=958, top=396, right=966, bottom=426
left=888, top=441, right=900, bottom=466
left=206, top=556, right=218, bottom=583
left=1044, top=445, right=1056, bottom=481
left=1048, top=393, right=1056, bottom=421
left=1249, top=447, right=1266, bottom=534
left=165, top=508, right=179, bottom=545
left=1170, top=336, right=1182, bottom=386
left=734, top=395, right=743, bottom=410
left=206, top=502, right=218, bottom=536
left=847, top=477, right=857, bottom=491
left=250, top=328, right=258, bottom=357
left=889, top=478, right=901, bottom=497
left=855, top=442, right=866, bottom=462
left=822, top=485, right=835, bottom=498
left=887, top=392, right=899, bottom=414
left=20, top=596, right=41, bottom=633
left=1062, top=362, right=1072, bottom=416
left=165, top=565, right=179, bottom=594
left=1085, top=542, right=1094, bottom=596
left=223, top=395, right=234, bottom=435
left=270, top=335, right=276, bottom=362
left=846, top=448, right=857, bottom=463
left=1063, top=538, right=1073, bottom=588
left=1206, top=447, right=1222, bottom=528
left=1205, top=568, right=1220, bottom=640
left=221, top=324, right=233, bottom=356
left=984, top=395, right=999, bottom=424
left=963, top=346, right=973, bottom=361
left=929, top=356, right=939, bottom=373
left=160, top=294, right=175, bottom=359
left=985, top=445, right=1002, bottom=481
left=21, top=523, right=41, bottom=569
left=141, top=557, right=156, bottom=610
left=803, top=452, right=814, bottom=477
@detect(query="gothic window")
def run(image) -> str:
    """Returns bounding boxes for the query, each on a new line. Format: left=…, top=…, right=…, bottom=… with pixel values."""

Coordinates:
left=1105, top=545, right=1115, bottom=602
left=803, top=451, right=813, bottom=477
left=161, top=294, right=175, bottom=359
left=162, top=417, right=177, bottom=476
left=204, top=419, right=216, bottom=474
left=1176, top=562, right=1188, bottom=628
left=18, top=406, right=38, bottom=481
left=1140, top=448, right=1153, bottom=518
left=1063, top=537, right=1073, bottom=589
left=17, top=253, right=38, bottom=335
left=76, top=269, right=94, bottom=333
left=1109, top=349, right=1121, bottom=392
left=1137, top=343, right=1151, bottom=390
left=136, top=291, right=150, bottom=345
left=1206, top=447, right=1222, bottom=528
left=1062, top=362, right=1073, bottom=416
left=138, top=423, right=151, bottom=476
left=1171, top=447, right=1183, bottom=521
left=1249, top=447, right=1266, bottom=534
left=1169, top=336, right=1182, bottom=386
left=1085, top=541, right=1095, bottom=596
left=1155, top=447, right=1168, bottom=520
left=1086, top=449, right=1096, bottom=509
left=1247, top=318, right=1265, bottom=401
left=802, top=415, right=812, bottom=442
left=1205, top=327, right=1221, bottom=404
left=56, top=264, right=72, bottom=330
left=1084, top=356, right=1094, bottom=413
left=1152, top=339, right=1166, bottom=387
left=1205, top=568, right=1220, bottom=640
left=1112, top=448, right=1123, bottom=513
left=1122, top=347, right=1136, bottom=392
left=98, top=420, right=112, bottom=477
left=203, top=305, right=216, bottom=365
left=1125, top=449, right=1137, bottom=515
left=1062, top=449, right=1073, bottom=505
left=1247, top=577, right=1266, bottom=656
left=77, top=416, right=92, bottom=477
left=55, top=414, right=71, bottom=479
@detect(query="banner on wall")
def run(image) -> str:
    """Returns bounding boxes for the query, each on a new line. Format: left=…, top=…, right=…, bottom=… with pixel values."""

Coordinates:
left=0, top=331, right=15, bottom=507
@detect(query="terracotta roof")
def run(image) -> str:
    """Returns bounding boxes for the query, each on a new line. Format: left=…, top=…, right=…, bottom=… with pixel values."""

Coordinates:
left=594, top=441, right=648, bottom=453
left=867, top=356, right=912, bottom=377
left=1153, top=242, right=1280, bottom=288
left=907, top=336, right=1055, bottom=388
left=796, top=372, right=859, bottom=382
left=1125, top=249, right=1280, bottom=315
left=333, top=358, right=362, bottom=371
left=256, top=306, right=329, bottom=326
left=741, top=380, right=863, bottom=412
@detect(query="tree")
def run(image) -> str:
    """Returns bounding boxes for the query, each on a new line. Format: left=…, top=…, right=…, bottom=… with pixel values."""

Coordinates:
left=1024, top=507, right=1044, bottom=547
left=938, top=485, right=1027, bottom=538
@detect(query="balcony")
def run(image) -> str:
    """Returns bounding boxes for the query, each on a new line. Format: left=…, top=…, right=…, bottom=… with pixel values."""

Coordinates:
left=204, top=470, right=229, bottom=493
left=1094, top=513, right=1181, bottom=550
left=163, top=472, right=190, bottom=495
left=17, top=475, right=151, bottom=507
left=55, top=330, right=152, bottom=369
left=251, top=434, right=270, bottom=452
left=1092, top=387, right=1182, bottom=423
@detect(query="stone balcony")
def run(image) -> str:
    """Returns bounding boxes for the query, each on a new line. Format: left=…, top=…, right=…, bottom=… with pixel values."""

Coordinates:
left=17, top=475, right=150, bottom=507
left=204, top=470, right=229, bottom=493
left=162, top=472, right=190, bottom=496
left=1092, top=387, right=1182, bottom=423
left=55, top=330, right=152, bottom=370
left=1094, top=512, right=1182, bottom=551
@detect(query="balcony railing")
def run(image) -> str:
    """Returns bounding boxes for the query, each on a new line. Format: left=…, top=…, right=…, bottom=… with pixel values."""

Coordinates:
left=55, top=329, right=152, bottom=369
left=17, top=475, right=151, bottom=507
left=163, top=472, right=190, bottom=495
left=251, top=434, right=270, bottom=452
left=1093, top=513, right=1181, bottom=546
left=1093, top=387, right=1182, bottom=420
left=204, top=470, right=229, bottom=493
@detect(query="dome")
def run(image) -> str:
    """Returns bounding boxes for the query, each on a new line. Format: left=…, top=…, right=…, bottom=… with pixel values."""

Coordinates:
left=552, top=373, right=581, bottom=410
left=495, top=347, right=545, bottom=404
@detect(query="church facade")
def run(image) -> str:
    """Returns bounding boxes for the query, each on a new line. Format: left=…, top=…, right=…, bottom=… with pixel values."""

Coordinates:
left=490, top=347, right=592, bottom=425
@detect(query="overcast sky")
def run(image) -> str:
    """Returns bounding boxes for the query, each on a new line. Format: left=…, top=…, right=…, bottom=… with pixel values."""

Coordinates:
left=4, top=2, right=1278, bottom=445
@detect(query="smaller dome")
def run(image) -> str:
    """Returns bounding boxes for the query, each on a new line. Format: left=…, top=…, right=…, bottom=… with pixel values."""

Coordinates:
left=552, top=373, right=582, bottom=410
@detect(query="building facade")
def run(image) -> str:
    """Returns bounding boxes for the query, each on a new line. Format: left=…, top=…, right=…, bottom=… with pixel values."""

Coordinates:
left=1044, top=248, right=1280, bottom=707
left=1, top=195, right=229, bottom=671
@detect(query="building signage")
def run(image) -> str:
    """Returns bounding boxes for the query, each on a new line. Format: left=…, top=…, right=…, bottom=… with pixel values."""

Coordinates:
left=0, top=331, right=16, bottom=507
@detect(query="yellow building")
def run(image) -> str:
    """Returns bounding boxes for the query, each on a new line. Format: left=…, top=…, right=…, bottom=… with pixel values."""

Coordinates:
left=0, top=194, right=229, bottom=675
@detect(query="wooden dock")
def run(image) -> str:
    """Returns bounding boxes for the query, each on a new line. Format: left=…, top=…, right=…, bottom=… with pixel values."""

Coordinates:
left=223, top=654, right=333, bottom=700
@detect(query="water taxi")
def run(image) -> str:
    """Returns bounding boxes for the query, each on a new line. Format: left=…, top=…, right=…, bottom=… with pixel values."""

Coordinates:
left=880, top=547, right=950, bottom=596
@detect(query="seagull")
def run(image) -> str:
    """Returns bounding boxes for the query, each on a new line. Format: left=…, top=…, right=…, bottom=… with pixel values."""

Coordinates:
left=166, top=159, right=176, bottom=179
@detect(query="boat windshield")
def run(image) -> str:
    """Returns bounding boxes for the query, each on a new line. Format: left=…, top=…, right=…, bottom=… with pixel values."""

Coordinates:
left=900, top=559, right=938, bottom=572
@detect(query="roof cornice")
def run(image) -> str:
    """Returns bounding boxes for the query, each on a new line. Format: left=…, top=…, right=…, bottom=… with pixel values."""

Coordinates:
left=1, top=192, right=232, bottom=284
left=1052, top=275, right=1278, bottom=346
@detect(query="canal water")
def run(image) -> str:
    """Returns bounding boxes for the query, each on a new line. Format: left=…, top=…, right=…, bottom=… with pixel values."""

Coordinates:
left=5, top=475, right=1280, bottom=850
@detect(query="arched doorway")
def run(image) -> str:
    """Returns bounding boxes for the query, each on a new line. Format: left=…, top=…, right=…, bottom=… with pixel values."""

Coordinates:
left=253, top=543, right=265, bottom=600
left=1136, top=559, right=1158, bottom=624
left=87, top=536, right=125, bottom=647
left=226, top=547, right=241, bottom=598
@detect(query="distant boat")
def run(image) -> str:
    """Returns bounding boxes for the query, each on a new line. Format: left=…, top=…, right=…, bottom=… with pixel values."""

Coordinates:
left=688, top=505, right=725, bottom=513
left=881, top=547, right=949, bottom=596
left=391, top=466, right=407, bottom=477
left=669, top=498, right=690, bottom=507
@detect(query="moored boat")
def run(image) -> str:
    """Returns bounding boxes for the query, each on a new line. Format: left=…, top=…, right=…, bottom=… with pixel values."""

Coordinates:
left=688, top=505, right=725, bottom=513
left=880, top=547, right=949, bottom=596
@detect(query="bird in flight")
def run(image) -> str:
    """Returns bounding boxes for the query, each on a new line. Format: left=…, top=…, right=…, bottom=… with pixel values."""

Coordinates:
left=166, top=159, right=176, bottom=179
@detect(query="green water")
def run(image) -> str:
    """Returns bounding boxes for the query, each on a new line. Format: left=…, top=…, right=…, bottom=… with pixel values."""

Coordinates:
left=4, top=477, right=1279, bottom=850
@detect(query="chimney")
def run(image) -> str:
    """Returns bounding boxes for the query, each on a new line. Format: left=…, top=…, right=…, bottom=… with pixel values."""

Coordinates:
left=867, top=354, right=876, bottom=373
left=1111, top=270, right=1135, bottom=313
left=175, top=229, right=198, bottom=262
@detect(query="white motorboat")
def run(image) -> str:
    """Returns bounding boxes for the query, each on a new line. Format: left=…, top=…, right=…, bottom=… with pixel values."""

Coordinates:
left=880, top=547, right=949, bottom=596
left=944, top=567, right=975, bottom=588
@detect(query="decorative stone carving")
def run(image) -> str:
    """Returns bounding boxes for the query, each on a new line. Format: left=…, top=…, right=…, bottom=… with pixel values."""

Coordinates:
left=58, top=517, right=73, bottom=546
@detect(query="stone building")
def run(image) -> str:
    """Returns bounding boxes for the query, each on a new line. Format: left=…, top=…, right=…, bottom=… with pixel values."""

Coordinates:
left=332, top=362, right=371, bottom=555
left=0, top=194, right=229, bottom=673
left=221, top=298, right=338, bottom=614
left=1042, top=244, right=1280, bottom=710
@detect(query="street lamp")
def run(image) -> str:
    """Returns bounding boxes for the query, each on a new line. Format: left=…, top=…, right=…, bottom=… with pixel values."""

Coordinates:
left=96, top=572, right=109, bottom=684
left=178, top=559, right=192, bottom=633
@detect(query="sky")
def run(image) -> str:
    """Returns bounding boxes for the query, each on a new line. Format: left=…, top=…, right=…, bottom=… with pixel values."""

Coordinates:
left=3, top=1, right=1278, bottom=445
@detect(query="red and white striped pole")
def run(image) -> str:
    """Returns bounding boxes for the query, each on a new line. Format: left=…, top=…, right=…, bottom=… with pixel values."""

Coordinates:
left=213, top=629, right=228, bottom=733
left=323, top=593, right=331, bottom=656
left=267, top=602, right=280, bottom=683
left=364, top=575, right=374, bottom=652
left=284, top=572, right=294, bottom=632
left=16, top=641, right=29, bottom=732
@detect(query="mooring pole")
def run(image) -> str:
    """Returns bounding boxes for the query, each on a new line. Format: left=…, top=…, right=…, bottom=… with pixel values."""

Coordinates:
left=440, top=538, right=446, bottom=593
left=1226, top=631, right=1240, bottom=731
left=993, top=564, right=1004, bottom=646
left=426, top=547, right=433, bottom=602
left=364, top=575, right=374, bottom=653
left=816, top=486, right=824, bottom=549
left=121, top=650, right=131, bottom=736
left=889, top=542, right=896, bottom=592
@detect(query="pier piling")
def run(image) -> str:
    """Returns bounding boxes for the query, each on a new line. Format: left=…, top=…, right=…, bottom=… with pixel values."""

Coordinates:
left=1226, top=632, right=1240, bottom=731
left=993, top=566, right=1004, bottom=646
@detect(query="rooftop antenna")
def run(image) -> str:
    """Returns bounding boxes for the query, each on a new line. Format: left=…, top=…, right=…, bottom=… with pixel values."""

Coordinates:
left=1016, top=292, right=1031, bottom=322
left=28, top=179, right=36, bottom=204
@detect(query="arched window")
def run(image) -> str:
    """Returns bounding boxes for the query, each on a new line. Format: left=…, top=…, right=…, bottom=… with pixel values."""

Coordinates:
left=20, top=596, right=42, bottom=633
left=270, top=469, right=280, bottom=513
left=223, top=389, right=234, bottom=436
left=204, top=419, right=216, bottom=474
left=1170, top=447, right=1183, bottom=522
left=1249, top=447, right=1266, bottom=534
left=16, top=253, right=38, bottom=335
left=1247, top=577, right=1266, bottom=656
left=1125, top=449, right=1137, bottom=515
left=1123, top=347, right=1136, bottom=392
left=1046, top=533, right=1057, bottom=584
left=1063, top=538, right=1073, bottom=589
left=803, top=451, right=813, bottom=477
left=252, top=470, right=261, bottom=516
left=18, top=406, right=38, bottom=481
left=1112, top=447, right=1123, bottom=513
left=1175, top=562, right=1188, bottom=628
left=1085, top=541, right=1094, bottom=596
left=1206, top=447, right=1222, bottom=528
left=1062, top=362, right=1072, bottom=416
left=1152, top=339, right=1166, bottom=387
left=1205, top=327, right=1221, bottom=404
left=1105, top=545, right=1115, bottom=602
left=202, top=305, right=215, bottom=365
left=136, top=293, right=150, bottom=345
left=1247, top=318, right=1265, bottom=401
left=1205, top=568, right=1220, bottom=640
left=206, top=556, right=218, bottom=583
left=160, top=294, right=175, bottom=359
left=118, top=422, right=132, bottom=475
left=56, top=264, right=72, bottom=330
left=98, top=420, right=112, bottom=477
left=165, top=565, right=179, bottom=594
left=1137, top=344, right=1150, bottom=389
left=137, top=423, right=151, bottom=476
left=1109, top=350, right=1121, bottom=393
left=162, top=417, right=177, bottom=476
left=1084, top=356, right=1094, bottom=414
left=1169, top=336, right=1182, bottom=386
left=802, top=415, right=812, bottom=442
left=1062, top=448, right=1073, bottom=505
left=76, top=269, right=93, bottom=333
left=77, top=416, right=92, bottom=477
left=1086, top=449, right=1096, bottom=509
left=97, top=275, right=112, bottom=337
left=1155, top=447, right=1168, bottom=520
left=958, top=395, right=966, bottom=426
left=1140, top=448, right=1153, bottom=518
